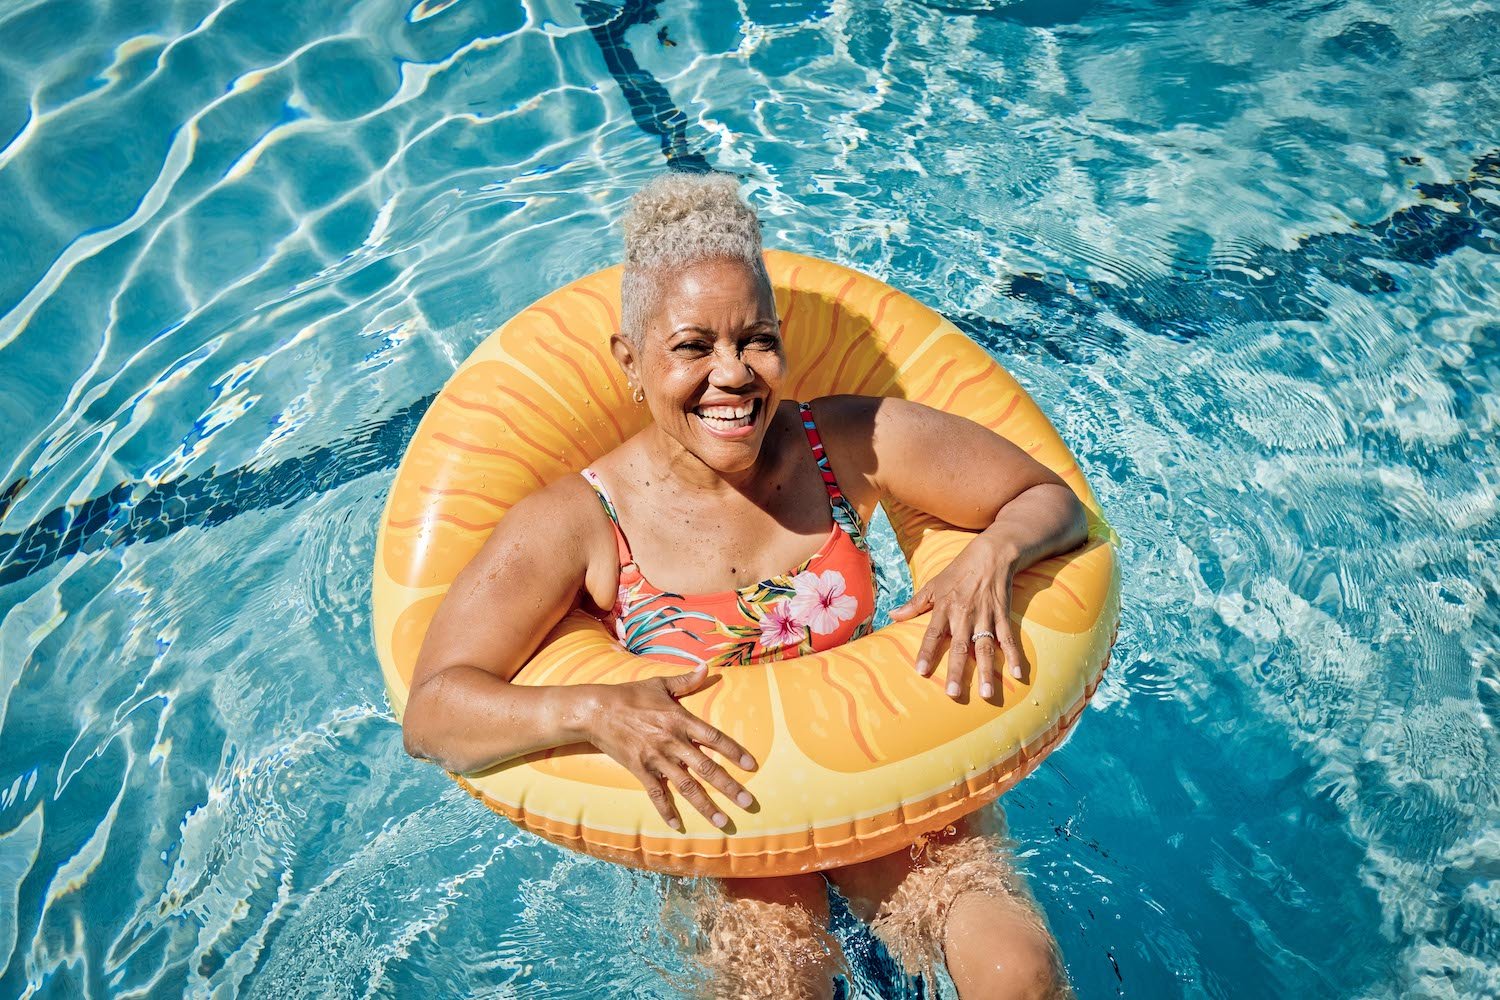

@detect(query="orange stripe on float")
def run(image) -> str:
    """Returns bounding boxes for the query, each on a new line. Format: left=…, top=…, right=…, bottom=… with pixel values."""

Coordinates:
left=446, top=389, right=588, bottom=459
left=572, top=287, right=632, bottom=409
left=387, top=512, right=499, bottom=532
left=548, top=311, right=632, bottom=410
left=852, top=657, right=900, bottom=718
left=996, top=394, right=1020, bottom=426
left=851, top=323, right=904, bottom=394
left=784, top=269, right=802, bottom=327
left=917, top=358, right=957, bottom=403
left=937, top=369, right=988, bottom=412
left=870, top=288, right=896, bottom=330
left=446, top=395, right=564, bottom=463
left=548, top=652, right=600, bottom=688
left=698, top=676, right=724, bottom=721
left=430, top=433, right=546, bottom=486
left=1016, top=569, right=1087, bottom=610
left=793, top=276, right=857, bottom=399
left=574, top=285, right=620, bottom=333
left=826, top=337, right=862, bottom=392
left=501, top=384, right=595, bottom=457
left=532, top=308, right=627, bottom=444
left=829, top=289, right=894, bottom=391
left=820, top=663, right=879, bottom=764
left=870, top=630, right=915, bottom=664
left=418, top=486, right=512, bottom=509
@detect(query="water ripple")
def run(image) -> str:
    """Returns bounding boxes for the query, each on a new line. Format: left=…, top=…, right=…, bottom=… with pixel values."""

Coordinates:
left=1, top=1, right=1498, bottom=997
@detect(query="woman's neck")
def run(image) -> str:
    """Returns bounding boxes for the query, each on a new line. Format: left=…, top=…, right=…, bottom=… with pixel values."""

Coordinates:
left=640, top=413, right=782, bottom=502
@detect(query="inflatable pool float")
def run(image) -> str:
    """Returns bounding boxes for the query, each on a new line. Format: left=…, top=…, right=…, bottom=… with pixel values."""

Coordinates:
left=372, top=250, right=1121, bottom=878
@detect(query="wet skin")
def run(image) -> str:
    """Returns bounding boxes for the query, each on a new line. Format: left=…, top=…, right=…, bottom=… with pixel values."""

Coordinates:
left=403, top=254, right=1085, bottom=995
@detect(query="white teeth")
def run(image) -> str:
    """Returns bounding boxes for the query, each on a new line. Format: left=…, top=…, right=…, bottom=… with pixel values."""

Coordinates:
left=697, top=403, right=754, bottom=418
left=695, top=400, right=758, bottom=428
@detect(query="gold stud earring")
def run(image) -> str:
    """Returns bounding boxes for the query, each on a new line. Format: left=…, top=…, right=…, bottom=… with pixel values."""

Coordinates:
left=633, top=385, right=645, bottom=404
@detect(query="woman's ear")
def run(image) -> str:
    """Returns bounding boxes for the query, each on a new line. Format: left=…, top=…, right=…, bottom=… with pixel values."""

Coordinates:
left=609, top=332, right=637, bottom=386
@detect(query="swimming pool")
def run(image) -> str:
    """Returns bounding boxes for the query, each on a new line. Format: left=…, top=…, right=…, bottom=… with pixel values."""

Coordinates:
left=0, top=0, right=1495, bottom=995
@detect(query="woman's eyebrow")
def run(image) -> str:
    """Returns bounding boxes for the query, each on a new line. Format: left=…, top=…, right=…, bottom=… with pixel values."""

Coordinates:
left=670, top=321, right=776, bottom=337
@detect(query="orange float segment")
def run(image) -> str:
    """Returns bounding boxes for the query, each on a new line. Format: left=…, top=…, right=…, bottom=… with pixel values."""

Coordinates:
left=372, top=250, right=1122, bottom=877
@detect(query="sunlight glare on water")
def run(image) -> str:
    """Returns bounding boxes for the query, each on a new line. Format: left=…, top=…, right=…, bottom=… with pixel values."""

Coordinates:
left=0, top=0, right=1496, bottom=997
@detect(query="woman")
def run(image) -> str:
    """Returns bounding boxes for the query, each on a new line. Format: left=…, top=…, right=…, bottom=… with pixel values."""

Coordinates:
left=401, top=173, right=1089, bottom=999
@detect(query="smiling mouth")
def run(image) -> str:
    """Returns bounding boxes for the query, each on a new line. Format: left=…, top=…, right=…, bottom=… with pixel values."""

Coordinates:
left=692, top=398, right=761, bottom=432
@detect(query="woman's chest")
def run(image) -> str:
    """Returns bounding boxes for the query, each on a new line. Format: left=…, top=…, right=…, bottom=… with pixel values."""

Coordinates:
left=621, top=491, right=838, bottom=595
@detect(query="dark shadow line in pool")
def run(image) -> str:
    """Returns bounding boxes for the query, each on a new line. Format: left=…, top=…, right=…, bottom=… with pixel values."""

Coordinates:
left=1, top=0, right=1495, bottom=591
left=1, top=143, right=1497, bottom=590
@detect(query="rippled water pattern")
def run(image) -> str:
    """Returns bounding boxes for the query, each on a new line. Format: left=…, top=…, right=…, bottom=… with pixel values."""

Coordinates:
left=1, top=0, right=1497, bottom=997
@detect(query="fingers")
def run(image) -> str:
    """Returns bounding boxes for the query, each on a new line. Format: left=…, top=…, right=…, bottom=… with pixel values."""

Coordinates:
left=913, top=599, right=1011, bottom=700
left=655, top=755, right=730, bottom=829
left=686, top=718, right=757, bottom=772
left=662, top=662, right=710, bottom=698
left=891, top=585, right=934, bottom=623
left=944, top=605, right=972, bottom=699
left=628, top=761, right=683, bottom=832
left=972, top=610, right=998, bottom=700
left=916, top=614, right=946, bottom=677
left=997, top=605, right=1026, bottom=681
left=677, top=744, right=755, bottom=810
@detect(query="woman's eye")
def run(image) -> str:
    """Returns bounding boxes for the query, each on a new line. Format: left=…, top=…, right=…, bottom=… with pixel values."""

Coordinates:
left=751, top=334, right=779, bottom=349
left=675, top=342, right=710, bottom=354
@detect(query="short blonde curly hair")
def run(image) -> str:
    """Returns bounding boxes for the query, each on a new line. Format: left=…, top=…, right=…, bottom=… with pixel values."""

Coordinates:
left=620, top=172, right=770, bottom=344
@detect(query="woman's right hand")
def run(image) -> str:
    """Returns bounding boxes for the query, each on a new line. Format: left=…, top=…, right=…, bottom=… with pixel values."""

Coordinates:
left=582, top=664, right=758, bottom=832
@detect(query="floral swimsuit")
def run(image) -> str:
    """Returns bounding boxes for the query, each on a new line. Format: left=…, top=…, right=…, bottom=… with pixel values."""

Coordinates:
left=581, top=401, right=877, bottom=668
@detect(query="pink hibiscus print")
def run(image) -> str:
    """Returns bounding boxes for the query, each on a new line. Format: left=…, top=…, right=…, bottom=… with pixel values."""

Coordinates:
left=758, top=599, right=803, bottom=649
left=789, top=569, right=857, bottom=635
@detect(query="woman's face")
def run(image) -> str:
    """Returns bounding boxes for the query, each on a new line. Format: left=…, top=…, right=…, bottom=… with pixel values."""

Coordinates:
left=619, top=257, right=784, bottom=474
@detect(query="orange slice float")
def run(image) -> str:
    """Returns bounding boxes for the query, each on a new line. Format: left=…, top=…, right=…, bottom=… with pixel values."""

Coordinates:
left=372, top=250, right=1122, bottom=877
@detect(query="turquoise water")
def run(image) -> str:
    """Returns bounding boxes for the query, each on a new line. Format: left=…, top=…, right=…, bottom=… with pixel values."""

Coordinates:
left=1, top=0, right=1497, bottom=996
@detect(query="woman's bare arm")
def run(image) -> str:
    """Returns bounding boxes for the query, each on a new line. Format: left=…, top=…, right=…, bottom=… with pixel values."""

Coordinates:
left=399, top=477, right=758, bottom=829
left=400, top=480, right=599, bottom=773
left=815, top=394, right=1090, bottom=694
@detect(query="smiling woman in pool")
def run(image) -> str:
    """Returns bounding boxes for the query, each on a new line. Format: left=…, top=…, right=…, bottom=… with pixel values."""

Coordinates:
left=401, top=173, right=1088, bottom=999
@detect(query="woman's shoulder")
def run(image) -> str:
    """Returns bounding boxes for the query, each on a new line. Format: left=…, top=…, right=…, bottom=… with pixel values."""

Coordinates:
left=798, top=394, right=884, bottom=506
left=468, top=465, right=621, bottom=609
left=801, top=393, right=885, bottom=446
left=491, top=465, right=615, bottom=555
left=807, top=394, right=949, bottom=440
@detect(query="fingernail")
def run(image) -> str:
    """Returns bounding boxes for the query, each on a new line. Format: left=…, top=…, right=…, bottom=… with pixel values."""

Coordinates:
left=736, top=791, right=753, bottom=808
left=739, top=754, right=755, bottom=770
left=712, top=812, right=728, bottom=828
left=946, top=682, right=960, bottom=697
left=1012, top=665, right=1023, bottom=679
left=981, top=683, right=994, bottom=699
left=916, top=659, right=928, bottom=675
left=669, top=818, right=683, bottom=832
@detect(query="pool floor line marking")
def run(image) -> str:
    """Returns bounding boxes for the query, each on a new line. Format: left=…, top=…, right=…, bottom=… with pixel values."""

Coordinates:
left=0, top=8, right=1495, bottom=592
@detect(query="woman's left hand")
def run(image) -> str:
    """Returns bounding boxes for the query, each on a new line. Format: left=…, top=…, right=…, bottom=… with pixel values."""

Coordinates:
left=889, top=534, right=1025, bottom=701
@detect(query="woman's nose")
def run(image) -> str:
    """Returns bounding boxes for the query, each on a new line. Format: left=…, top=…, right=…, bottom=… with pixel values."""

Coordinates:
left=708, top=347, right=755, bottom=387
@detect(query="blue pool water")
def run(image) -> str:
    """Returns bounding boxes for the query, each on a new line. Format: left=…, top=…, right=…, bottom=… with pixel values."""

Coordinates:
left=1, top=0, right=1497, bottom=996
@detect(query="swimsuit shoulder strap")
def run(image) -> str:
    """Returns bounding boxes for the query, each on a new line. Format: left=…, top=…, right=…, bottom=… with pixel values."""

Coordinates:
left=580, top=467, right=636, bottom=569
left=797, top=400, right=848, bottom=504
left=797, top=400, right=871, bottom=552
